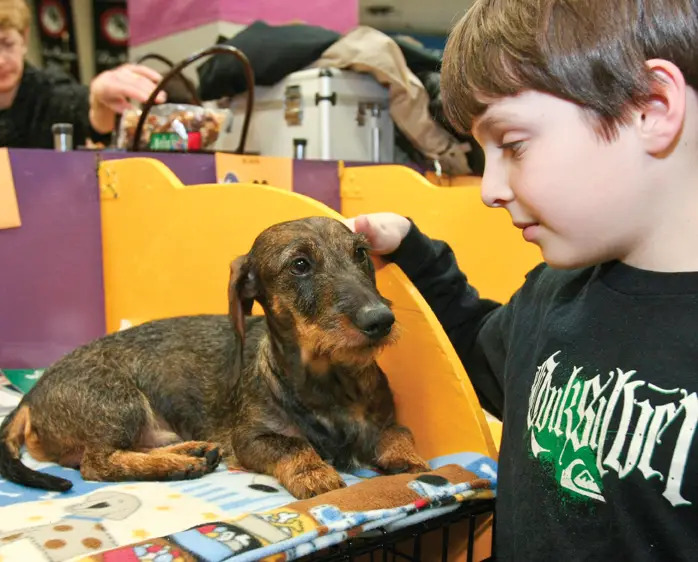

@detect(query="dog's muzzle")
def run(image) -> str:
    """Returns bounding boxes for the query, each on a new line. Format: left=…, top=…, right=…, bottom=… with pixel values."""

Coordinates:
left=354, top=304, right=395, bottom=341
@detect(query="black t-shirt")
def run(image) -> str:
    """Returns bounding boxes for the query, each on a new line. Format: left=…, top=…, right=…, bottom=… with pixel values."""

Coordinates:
left=0, top=64, right=111, bottom=149
left=390, top=222, right=698, bottom=561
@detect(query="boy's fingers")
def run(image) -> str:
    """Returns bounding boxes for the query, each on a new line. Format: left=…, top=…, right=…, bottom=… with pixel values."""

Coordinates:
left=356, top=216, right=387, bottom=254
left=345, top=215, right=372, bottom=236
left=354, top=215, right=373, bottom=237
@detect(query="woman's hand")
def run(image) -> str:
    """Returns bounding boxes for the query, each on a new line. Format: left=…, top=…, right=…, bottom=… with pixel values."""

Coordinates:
left=89, top=63, right=166, bottom=133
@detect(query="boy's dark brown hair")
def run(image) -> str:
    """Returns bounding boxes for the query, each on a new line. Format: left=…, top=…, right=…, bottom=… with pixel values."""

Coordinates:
left=441, top=0, right=698, bottom=140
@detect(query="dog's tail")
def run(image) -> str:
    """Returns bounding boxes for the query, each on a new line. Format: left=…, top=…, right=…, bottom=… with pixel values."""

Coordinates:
left=0, top=406, right=73, bottom=492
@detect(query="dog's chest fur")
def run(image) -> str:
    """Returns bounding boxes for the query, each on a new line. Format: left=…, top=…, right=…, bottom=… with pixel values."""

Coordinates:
left=280, top=368, right=384, bottom=469
left=226, top=319, right=392, bottom=470
left=256, top=360, right=392, bottom=469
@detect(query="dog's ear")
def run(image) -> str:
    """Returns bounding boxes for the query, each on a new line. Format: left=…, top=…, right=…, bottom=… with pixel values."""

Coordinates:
left=228, top=255, right=258, bottom=343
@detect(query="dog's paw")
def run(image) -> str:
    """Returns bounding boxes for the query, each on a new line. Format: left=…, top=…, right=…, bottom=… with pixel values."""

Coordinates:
left=158, top=440, right=218, bottom=457
left=162, top=448, right=222, bottom=481
left=376, top=455, right=431, bottom=475
left=188, top=443, right=223, bottom=469
left=168, top=461, right=211, bottom=481
left=374, top=427, right=430, bottom=475
left=204, top=447, right=222, bottom=469
left=283, top=462, right=346, bottom=500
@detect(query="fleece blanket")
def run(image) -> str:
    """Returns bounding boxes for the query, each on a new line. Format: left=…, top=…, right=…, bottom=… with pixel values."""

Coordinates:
left=0, top=370, right=497, bottom=562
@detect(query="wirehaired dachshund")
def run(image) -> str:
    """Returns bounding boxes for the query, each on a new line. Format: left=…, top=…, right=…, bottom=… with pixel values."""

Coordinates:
left=0, top=216, right=429, bottom=499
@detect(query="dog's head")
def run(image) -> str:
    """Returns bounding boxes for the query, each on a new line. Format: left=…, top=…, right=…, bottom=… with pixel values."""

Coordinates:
left=229, top=217, right=396, bottom=367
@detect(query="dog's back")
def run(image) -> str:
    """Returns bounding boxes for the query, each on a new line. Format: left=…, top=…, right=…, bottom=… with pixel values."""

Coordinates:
left=0, top=314, right=254, bottom=490
left=34, top=316, right=245, bottom=423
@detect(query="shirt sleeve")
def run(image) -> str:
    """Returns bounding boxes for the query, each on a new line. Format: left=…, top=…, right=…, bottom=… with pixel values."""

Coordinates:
left=45, top=80, right=113, bottom=147
left=386, top=220, right=515, bottom=418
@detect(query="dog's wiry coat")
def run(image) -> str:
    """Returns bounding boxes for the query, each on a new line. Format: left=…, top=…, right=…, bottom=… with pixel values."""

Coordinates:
left=0, top=217, right=429, bottom=499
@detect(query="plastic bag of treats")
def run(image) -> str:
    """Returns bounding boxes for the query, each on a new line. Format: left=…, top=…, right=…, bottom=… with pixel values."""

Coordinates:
left=117, top=103, right=229, bottom=152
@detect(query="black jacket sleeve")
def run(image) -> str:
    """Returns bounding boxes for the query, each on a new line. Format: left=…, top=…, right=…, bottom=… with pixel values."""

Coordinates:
left=386, top=221, right=515, bottom=418
left=44, top=76, right=113, bottom=148
left=1, top=65, right=112, bottom=149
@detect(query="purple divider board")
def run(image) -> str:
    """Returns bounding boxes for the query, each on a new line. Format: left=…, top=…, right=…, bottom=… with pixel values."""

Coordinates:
left=291, top=159, right=424, bottom=214
left=98, top=150, right=218, bottom=186
left=99, top=152, right=416, bottom=213
left=0, top=151, right=218, bottom=370
left=291, top=159, right=342, bottom=212
left=0, top=149, right=400, bottom=369
left=0, top=149, right=106, bottom=369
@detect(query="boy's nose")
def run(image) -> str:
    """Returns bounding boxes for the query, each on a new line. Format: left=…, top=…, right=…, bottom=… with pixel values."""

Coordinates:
left=480, top=159, right=514, bottom=208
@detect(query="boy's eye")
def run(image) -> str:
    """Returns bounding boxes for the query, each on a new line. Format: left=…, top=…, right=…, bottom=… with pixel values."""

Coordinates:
left=497, top=140, right=525, bottom=156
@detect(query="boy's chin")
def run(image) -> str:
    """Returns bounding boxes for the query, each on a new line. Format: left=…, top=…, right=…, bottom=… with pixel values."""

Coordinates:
left=541, top=247, right=604, bottom=270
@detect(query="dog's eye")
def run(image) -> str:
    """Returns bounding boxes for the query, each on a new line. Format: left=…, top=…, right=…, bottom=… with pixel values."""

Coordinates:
left=290, top=257, right=311, bottom=276
left=355, top=246, right=368, bottom=262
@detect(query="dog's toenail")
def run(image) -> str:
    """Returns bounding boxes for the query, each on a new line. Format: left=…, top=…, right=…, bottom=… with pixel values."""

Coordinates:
left=205, top=449, right=221, bottom=466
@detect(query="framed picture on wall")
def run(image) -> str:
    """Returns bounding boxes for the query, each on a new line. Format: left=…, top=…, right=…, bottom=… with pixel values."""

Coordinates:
left=35, top=0, right=80, bottom=80
left=93, top=0, right=129, bottom=74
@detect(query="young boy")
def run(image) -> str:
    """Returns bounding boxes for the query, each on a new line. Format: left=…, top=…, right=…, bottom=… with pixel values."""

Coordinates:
left=347, top=0, right=698, bottom=559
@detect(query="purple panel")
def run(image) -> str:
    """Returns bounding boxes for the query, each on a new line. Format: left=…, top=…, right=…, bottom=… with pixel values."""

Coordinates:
left=0, top=149, right=105, bottom=369
left=129, top=0, right=357, bottom=46
left=219, top=0, right=358, bottom=33
left=128, top=1, right=219, bottom=47
left=292, top=159, right=341, bottom=212
left=99, top=151, right=217, bottom=186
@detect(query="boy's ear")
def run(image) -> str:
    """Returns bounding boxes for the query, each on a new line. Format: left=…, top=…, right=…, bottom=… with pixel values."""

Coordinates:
left=636, top=59, right=686, bottom=156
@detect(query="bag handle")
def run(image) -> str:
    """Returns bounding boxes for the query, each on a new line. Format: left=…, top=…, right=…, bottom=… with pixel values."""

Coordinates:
left=131, top=45, right=255, bottom=154
left=134, top=53, right=202, bottom=106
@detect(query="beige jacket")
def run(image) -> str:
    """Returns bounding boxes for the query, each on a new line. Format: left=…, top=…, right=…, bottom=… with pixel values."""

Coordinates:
left=312, top=26, right=471, bottom=175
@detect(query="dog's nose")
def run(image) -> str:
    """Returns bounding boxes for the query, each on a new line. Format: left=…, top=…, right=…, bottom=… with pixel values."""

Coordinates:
left=355, top=304, right=395, bottom=340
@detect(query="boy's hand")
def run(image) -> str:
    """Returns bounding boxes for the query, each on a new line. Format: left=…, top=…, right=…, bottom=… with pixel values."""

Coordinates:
left=344, top=213, right=411, bottom=255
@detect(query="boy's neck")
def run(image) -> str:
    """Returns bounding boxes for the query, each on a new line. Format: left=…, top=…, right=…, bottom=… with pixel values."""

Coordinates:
left=622, top=167, right=698, bottom=273
left=620, top=88, right=698, bottom=273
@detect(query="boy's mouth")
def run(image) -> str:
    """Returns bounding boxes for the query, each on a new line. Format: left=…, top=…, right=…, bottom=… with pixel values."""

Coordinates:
left=513, top=222, right=540, bottom=242
left=513, top=221, right=537, bottom=229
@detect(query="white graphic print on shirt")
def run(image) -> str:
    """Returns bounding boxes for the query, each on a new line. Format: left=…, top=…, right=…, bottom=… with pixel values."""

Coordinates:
left=526, top=351, right=696, bottom=507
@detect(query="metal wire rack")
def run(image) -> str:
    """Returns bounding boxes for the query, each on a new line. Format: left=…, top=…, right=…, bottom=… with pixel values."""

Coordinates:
left=297, top=498, right=495, bottom=562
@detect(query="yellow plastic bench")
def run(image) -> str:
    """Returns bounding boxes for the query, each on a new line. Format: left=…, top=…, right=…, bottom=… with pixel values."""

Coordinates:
left=97, top=157, right=499, bottom=560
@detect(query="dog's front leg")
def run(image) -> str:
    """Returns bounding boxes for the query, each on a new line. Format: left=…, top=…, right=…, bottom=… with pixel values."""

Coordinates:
left=236, top=434, right=346, bottom=499
left=374, top=425, right=431, bottom=474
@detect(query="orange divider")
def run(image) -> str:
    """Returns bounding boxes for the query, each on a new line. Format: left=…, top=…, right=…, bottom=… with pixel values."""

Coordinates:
left=98, top=157, right=498, bottom=463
